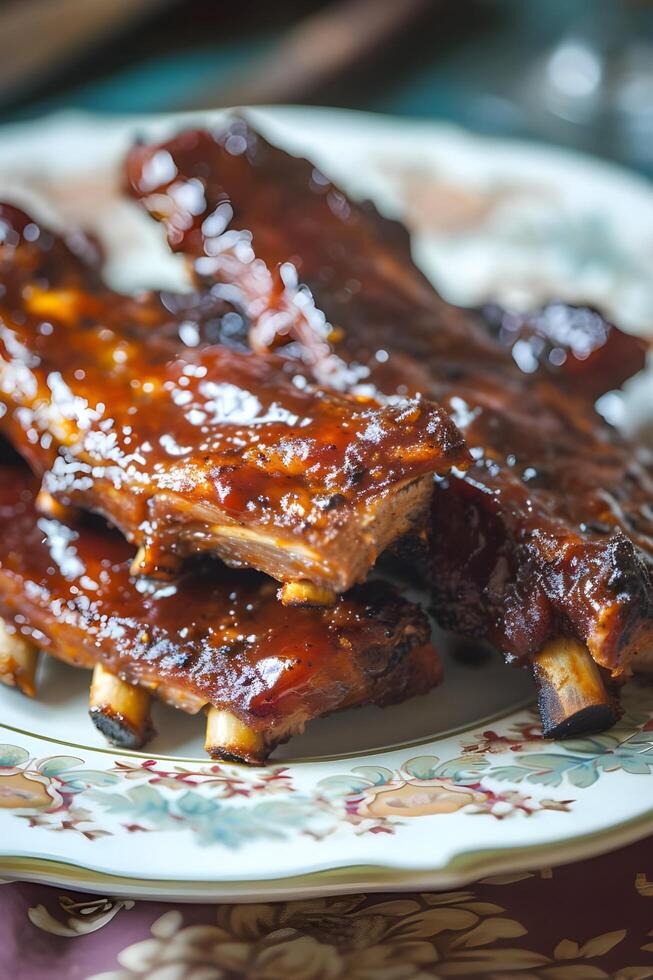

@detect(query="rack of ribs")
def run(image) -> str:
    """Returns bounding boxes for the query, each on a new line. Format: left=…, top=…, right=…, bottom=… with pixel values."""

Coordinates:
left=127, top=118, right=653, bottom=736
left=0, top=456, right=441, bottom=762
left=0, top=203, right=468, bottom=599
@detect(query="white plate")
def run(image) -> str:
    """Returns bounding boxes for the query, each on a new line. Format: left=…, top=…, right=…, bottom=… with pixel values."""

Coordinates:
left=1, top=107, right=652, bottom=901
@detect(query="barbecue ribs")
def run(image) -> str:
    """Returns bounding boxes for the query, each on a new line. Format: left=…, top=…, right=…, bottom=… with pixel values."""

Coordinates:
left=0, top=458, right=441, bottom=762
left=127, top=119, right=653, bottom=734
left=0, top=203, right=468, bottom=595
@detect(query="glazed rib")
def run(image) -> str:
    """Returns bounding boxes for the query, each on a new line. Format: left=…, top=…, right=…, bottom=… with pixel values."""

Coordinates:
left=0, top=460, right=441, bottom=762
left=0, top=204, right=468, bottom=594
left=127, top=120, right=653, bottom=693
left=480, top=301, right=648, bottom=402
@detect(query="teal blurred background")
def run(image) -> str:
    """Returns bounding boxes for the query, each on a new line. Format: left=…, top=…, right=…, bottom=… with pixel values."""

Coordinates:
left=3, top=0, right=652, bottom=175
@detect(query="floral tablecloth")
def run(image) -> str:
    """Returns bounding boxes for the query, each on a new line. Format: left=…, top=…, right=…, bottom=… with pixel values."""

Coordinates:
left=3, top=836, right=653, bottom=980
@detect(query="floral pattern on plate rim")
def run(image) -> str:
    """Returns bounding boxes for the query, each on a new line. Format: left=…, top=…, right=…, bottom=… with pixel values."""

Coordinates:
left=2, top=682, right=652, bottom=849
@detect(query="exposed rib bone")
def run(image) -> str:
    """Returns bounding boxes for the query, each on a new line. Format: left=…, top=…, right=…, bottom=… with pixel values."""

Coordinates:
left=0, top=618, right=38, bottom=696
left=129, top=544, right=182, bottom=580
left=35, top=489, right=75, bottom=523
left=204, top=706, right=265, bottom=764
left=89, top=664, right=154, bottom=749
left=279, top=580, right=337, bottom=607
left=533, top=637, right=619, bottom=738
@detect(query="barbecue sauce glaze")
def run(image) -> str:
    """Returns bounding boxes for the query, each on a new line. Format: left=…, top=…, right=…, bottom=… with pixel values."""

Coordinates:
left=0, top=461, right=440, bottom=757
left=0, top=203, right=468, bottom=592
left=127, top=120, right=653, bottom=673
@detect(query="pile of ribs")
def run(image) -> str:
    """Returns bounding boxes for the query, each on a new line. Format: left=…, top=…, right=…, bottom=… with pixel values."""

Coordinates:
left=0, top=116, right=651, bottom=764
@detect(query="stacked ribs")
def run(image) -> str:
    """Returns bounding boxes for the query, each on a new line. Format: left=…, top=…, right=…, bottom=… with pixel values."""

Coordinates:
left=0, top=116, right=651, bottom=761
left=127, top=119, right=653, bottom=734
left=0, top=459, right=438, bottom=760
left=0, top=197, right=460, bottom=760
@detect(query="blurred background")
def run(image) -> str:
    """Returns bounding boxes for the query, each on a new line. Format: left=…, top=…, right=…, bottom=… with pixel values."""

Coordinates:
left=1, top=0, right=652, bottom=175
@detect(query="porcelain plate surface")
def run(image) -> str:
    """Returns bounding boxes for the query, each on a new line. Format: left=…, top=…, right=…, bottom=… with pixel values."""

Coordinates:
left=0, top=107, right=652, bottom=900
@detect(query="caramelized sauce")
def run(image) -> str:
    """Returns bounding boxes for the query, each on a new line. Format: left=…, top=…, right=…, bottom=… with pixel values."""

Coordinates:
left=0, top=461, right=440, bottom=749
left=127, top=120, right=653, bottom=671
left=0, top=203, right=468, bottom=592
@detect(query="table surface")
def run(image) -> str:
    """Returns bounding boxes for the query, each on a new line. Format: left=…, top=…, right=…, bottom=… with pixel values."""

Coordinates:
left=3, top=836, right=653, bottom=979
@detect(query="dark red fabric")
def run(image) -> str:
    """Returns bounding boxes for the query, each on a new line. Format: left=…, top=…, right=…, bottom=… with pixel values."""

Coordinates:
left=2, top=835, right=652, bottom=979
